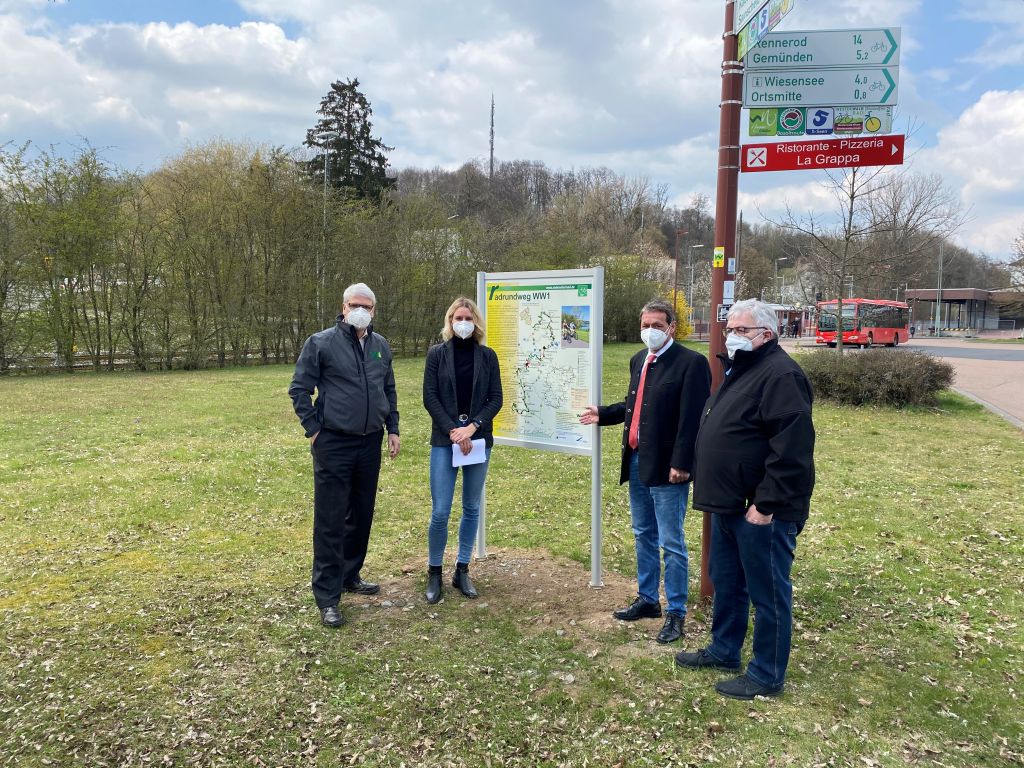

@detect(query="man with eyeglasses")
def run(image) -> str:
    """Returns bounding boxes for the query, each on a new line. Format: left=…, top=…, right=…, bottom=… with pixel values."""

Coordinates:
left=579, top=299, right=711, bottom=645
left=676, top=298, right=815, bottom=700
left=289, top=283, right=400, bottom=628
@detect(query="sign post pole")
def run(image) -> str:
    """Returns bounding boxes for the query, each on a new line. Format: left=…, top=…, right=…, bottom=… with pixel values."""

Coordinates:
left=590, top=268, right=604, bottom=588
left=475, top=270, right=489, bottom=559
left=704, top=0, right=744, bottom=600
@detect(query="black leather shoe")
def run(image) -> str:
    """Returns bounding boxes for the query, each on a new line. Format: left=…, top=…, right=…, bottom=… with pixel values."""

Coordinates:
left=612, top=597, right=662, bottom=621
left=715, top=673, right=783, bottom=700
left=320, top=605, right=345, bottom=628
left=656, top=613, right=685, bottom=644
left=674, top=648, right=741, bottom=670
left=452, top=565, right=478, bottom=599
left=344, top=578, right=380, bottom=595
left=425, top=568, right=443, bottom=604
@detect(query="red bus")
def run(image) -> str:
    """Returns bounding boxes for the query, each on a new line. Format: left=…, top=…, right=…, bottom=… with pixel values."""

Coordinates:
left=815, top=298, right=910, bottom=348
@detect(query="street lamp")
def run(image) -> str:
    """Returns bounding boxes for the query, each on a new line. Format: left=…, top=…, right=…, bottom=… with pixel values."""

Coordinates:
left=774, top=257, right=789, bottom=303
left=316, top=130, right=340, bottom=324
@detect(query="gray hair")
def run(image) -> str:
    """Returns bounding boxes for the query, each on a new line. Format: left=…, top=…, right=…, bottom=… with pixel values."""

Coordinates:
left=342, top=282, right=376, bottom=306
left=640, top=299, right=676, bottom=326
left=728, top=298, right=776, bottom=335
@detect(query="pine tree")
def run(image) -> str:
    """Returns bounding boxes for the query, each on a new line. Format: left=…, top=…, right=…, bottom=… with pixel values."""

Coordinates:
left=304, top=79, right=395, bottom=201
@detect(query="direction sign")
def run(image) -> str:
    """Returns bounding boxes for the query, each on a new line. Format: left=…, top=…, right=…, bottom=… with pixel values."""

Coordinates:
left=735, top=0, right=771, bottom=35
left=737, top=0, right=796, bottom=60
left=743, top=67, right=898, bottom=108
left=746, top=28, right=900, bottom=70
left=741, top=135, right=905, bottom=173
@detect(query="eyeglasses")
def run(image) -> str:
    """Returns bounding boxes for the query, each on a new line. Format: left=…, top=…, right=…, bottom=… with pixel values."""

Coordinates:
left=347, top=302, right=374, bottom=311
left=722, top=325, right=767, bottom=338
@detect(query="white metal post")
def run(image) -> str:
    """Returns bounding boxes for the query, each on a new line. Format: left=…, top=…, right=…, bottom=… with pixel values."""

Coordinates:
left=590, top=266, right=605, bottom=588
left=475, top=270, right=488, bottom=559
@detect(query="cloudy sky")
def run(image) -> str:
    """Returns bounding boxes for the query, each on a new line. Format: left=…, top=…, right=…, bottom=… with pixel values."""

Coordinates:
left=1, top=0, right=1022, bottom=260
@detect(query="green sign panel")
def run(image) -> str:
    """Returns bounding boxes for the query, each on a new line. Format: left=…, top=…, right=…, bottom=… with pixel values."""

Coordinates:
left=743, top=67, right=899, bottom=108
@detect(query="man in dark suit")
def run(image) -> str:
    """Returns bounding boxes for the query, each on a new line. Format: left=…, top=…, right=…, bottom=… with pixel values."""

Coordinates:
left=580, top=299, right=711, bottom=643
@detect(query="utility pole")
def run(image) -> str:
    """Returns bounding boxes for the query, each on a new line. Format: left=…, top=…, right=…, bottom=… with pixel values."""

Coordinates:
left=934, top=242, right=943, bottom=336
left=317, top=130, right=340, bottom=325
left=489, top=94, right=495, bottom=183
left=736, top=209, right=743, bottom=274
left=688, top=244, right=706, bottom=309
left=672, top=229, right=687, bottom=307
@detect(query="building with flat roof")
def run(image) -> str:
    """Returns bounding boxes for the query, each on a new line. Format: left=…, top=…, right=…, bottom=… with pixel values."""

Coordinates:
left=904, top=288, right=1024, bottom=334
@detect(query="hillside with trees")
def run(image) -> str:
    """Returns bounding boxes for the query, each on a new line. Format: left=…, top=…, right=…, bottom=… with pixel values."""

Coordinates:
left=0, top=81, right=1014, bottom=372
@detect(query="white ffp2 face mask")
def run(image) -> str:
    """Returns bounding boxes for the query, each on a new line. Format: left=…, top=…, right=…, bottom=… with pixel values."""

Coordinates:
left=725, top=333, right=754, bottom=359
left=453, top=320, right=475, bottom=340
left=640, top=327, right=667, bottom=351
left=347, top=307, right=372, bottom=329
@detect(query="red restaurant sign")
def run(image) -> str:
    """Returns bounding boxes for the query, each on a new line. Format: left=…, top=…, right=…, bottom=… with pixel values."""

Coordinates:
left=741, top=134, right=905, bottom=172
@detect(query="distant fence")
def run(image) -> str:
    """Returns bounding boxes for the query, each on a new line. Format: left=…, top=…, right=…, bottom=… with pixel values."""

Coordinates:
left=2, top=352, right=295, bottom=375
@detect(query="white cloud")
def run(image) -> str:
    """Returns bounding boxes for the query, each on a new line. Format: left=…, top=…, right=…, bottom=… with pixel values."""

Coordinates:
left=0, top=0, right=1020, bottom=261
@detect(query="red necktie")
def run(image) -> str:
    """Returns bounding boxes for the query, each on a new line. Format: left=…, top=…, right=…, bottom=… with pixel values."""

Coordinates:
left=628, top=353, right=656, bottom=450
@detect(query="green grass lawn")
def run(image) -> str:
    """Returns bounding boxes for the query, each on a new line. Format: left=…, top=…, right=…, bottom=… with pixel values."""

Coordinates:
left=1, top=343, right=1022, bottom=767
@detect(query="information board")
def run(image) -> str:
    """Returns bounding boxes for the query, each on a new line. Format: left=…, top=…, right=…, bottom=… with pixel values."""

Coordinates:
left=479, top=268, right=603, bottom=456
left=476, top=268, right=606, bottom=587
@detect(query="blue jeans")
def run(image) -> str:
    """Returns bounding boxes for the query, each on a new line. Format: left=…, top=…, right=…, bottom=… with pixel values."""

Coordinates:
left=627, top=452, right=689, bottom=616
left=428, top=445, right=491, bottom=567
left=706, top=513, right=803, bottom=688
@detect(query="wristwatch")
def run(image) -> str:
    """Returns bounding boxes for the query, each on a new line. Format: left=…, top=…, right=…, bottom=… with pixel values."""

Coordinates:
left=472, top=419, right=483, bottom=429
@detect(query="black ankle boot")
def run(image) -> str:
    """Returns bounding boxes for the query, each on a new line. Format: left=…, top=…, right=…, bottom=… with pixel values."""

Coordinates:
left=452, top=563, right=478, bottom=599
left=425, top=566, right=443, bottom=604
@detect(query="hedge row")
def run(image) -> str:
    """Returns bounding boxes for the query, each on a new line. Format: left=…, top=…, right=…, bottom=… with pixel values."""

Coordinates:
left=798, top=348, right=955, bottom=407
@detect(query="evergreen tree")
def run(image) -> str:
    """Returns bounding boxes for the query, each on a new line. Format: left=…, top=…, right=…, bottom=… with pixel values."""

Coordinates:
left=305, top=78, right=395, bottom=201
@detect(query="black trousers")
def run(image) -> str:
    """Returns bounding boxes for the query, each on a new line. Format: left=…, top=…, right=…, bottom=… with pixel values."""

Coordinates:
left=310, top=428, right=383, bottom=608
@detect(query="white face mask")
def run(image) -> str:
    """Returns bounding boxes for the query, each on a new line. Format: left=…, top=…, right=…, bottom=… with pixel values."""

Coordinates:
left=640, top=327, right=667, bottom=351
left=452, top=320, right=475, bottom=340
left=725, top=333, right=754, bottom=359
left=346, top=306, right=372, bottom=330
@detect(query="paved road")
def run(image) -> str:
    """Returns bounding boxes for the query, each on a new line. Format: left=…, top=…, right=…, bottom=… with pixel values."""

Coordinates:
left=784, top=337, right=1024, bottom=429
left=910, top=344, right=1024, bottom=362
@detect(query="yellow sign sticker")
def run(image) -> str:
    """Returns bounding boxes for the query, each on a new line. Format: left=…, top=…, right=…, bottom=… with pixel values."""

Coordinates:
left=713, top=246, right=725, bottom=269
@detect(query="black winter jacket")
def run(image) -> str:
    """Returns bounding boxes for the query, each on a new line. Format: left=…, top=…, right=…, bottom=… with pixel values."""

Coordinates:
left=598, top=341, right=711, bottom=487
left=422, top=340, right=503, bottom=448
left=692, top=339, right=815, bottom=521
left=288, top=319, right=399, bottom=438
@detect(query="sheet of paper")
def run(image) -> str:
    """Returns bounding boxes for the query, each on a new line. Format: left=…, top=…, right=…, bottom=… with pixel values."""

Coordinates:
left=452, top=438, right=487, bottom=467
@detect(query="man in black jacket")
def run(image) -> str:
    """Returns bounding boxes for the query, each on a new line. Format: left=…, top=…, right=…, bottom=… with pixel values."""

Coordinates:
left=676, top=298, right=815, bottom=699
left=289, top=283, right=400, bottom=628
left=580, top=300, right=711, bottom=644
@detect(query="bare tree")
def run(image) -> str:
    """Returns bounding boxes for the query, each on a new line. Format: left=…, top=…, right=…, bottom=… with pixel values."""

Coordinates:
left=863, top=172, right=965, bottom=296
left=773, top=165, right=892, bottom=352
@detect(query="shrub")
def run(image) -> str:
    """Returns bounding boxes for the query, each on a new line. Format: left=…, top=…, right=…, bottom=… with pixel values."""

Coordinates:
left=797, top=348, right=954, bottom=407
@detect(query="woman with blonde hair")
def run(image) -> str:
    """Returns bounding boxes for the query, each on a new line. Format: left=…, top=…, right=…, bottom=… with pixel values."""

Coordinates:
left=421, top=297, right=503, bottom=603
